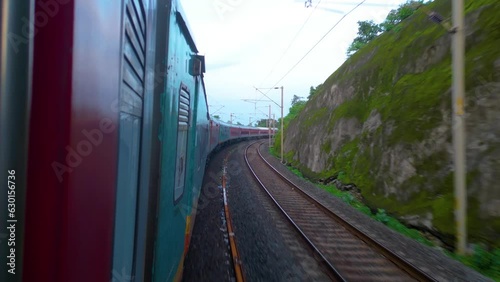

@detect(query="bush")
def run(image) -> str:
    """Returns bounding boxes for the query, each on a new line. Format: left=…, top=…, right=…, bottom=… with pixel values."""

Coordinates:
left=375, top=208, right=390, bottom=225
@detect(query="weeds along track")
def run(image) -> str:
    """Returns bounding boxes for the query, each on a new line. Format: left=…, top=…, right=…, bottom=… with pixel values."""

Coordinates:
left=244, top=141, right=436, bottom=281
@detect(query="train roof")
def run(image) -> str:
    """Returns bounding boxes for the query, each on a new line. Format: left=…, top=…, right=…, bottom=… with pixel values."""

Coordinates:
left=173, top=1, right=211, bottom=121
left=175, top=1, right=198, bottom=53
left=212, top=120, right=276, bottom=131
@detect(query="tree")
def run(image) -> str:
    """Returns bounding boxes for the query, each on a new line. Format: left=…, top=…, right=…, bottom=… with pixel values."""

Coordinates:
left=345, top=0, right=423, bottom=57
left=212, top=115, right=220, bottom=120
left=346, top=40, right=367, bottom=57
left=346, top=20, right=382, bottom=56
left=308, top=84, right=322, bottom=99
left=291, top=95, right=304, bottom=106
left=356, top=20, right=382, bottom=43
left=255, top=118, right=268, bottom=127
left=380, top=0, right=423, bottom=32
left=255, top=118, right=278, bottom=128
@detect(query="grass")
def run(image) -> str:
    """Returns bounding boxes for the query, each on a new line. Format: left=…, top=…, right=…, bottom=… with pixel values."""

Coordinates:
left=449, top=246, right=500, bottom=281
left=271, top=146, right=500, bottom=280
left=272, top=143, right=435, bottom=245
left=281, top=0, right=500, bottom=252
left=273, top=1, right=500, bottom=278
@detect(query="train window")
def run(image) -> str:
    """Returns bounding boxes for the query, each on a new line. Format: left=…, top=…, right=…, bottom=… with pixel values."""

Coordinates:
left=174, top=83, right=190, bottom=203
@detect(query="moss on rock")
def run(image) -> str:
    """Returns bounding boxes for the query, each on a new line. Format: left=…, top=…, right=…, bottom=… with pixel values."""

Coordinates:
left=283, top=0, right=500, bottom=248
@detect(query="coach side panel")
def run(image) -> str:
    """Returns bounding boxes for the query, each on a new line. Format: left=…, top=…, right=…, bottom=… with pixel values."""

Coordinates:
left=153, top=2, right=200, bottom=281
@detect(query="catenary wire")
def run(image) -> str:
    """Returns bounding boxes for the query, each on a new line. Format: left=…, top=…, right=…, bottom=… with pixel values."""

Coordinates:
left=269, top=0, right=366, bottom=89
left=256, top=0, right=367, bottom=102
left=258, top=0, right=323, bottom=88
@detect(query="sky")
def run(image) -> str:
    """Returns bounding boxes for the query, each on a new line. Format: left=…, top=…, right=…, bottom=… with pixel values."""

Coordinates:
left=182, top=0, right=409, bottom=126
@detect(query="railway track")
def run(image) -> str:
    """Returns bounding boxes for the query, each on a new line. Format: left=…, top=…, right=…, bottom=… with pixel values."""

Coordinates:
left=244, top=141, right=437, bottom=281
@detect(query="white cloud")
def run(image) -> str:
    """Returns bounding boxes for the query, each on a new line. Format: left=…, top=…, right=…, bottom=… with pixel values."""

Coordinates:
left=182, top=0, right=408, bottom=123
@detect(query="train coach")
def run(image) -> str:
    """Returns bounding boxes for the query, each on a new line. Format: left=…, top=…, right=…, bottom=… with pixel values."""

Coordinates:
left=0, top=1, right=271, bottom=282
left=208, top=120, right=275, bottom=152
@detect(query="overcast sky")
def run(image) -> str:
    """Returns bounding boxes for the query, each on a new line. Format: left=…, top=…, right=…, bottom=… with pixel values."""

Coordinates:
left=182, top=0, right=408, bottom=125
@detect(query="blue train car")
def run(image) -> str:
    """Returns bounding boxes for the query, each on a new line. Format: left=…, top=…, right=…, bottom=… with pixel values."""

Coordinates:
left=1, top=1, right=272, bottom=281
left=152, top=2, right=211, bottom=280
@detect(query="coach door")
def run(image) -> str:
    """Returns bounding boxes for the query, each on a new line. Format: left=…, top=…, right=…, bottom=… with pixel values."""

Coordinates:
left=113, top=0, right=146, bottom=279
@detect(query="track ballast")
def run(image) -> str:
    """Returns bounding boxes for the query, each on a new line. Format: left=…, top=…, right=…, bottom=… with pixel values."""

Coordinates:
left=244, top=141, right=436, bottom=281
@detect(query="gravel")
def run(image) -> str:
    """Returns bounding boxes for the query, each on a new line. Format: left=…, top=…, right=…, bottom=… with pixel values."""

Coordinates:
left=225, top=141, right=331, bottom=281
left=183, top=140, right=332, bottom=281
left=260, top=143, right=492, bottom=282
left=184, top=139, right=491, bottom=282
left=182, top=145, right=234, bottom=282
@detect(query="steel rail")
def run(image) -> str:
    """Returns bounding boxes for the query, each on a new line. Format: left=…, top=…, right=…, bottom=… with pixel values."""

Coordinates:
left=255, top=142, right=438, bottom=282
left=222, top=157, right=246, bottom=282
left=244, top=142, right=347, bottom=282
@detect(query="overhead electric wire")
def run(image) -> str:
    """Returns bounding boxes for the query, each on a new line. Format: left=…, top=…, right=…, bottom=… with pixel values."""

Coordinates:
left=268, top=0, right=366, bottom=89
left=258, top=0, right=323, bottom=88
left=254, top=0, right=366, bottom=102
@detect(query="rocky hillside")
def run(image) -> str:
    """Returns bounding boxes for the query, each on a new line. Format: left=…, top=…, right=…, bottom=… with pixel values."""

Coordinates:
left=282, top=0, right=500, bottom=248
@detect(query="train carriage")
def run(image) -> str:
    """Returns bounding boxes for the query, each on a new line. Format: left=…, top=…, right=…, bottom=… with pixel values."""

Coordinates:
left=209, top=120, right=220, bottom=152
left=0, top=1, right=272, bottom=282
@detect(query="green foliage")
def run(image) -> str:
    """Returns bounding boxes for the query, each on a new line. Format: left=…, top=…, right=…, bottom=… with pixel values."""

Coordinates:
left=280, top=163, right=433, bottom=245
left=289, top=166, right=304, bottom=178
left=347, top=0, right=424, bottom=56
left=493, top=249, right=500, bottom=274
left=255, top=118, right=277, bottom=128
left=347, top=20, right=382, bottom=56
left=274, top=95, right=308, bottom=153
left=268, top=145, right=279, bottom=158
left=341, top=193, right=355, bottom=205
left=449, top=246, right=500, bottom=280
left=303, top=107, right=328, bottom=129
left=357, top=20, right=382, bottom=42
left=287, top=101, right=306, bottom=122
left=273, top=131, right=282, bottom=154
left=255, top=119, right=266, bottom=127
left=291, top=95, right=304, bottom=106
left=337, top=171, right=347, bottom=182
left=346, top=41, right=367, bottom=57
left=281, top=0, right=500, bottom=279
left=384, top=215, right=433, bottom=245
left=380, top=0, right=424, bottom=32
left=474, top=245, right=495, bottom=270
left=308, top=84, right=323, bottom=99
left=375, top=209, right=390, bottom=224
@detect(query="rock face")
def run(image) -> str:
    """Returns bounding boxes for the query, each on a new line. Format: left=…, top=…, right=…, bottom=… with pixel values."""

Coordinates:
left=282, top=0, right=500, bottom=247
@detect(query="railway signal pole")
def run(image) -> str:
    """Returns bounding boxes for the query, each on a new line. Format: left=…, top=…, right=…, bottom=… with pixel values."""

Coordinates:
left=269, top=105, right=272, bottom=147
left=253, top=86, right=285, bottom=163
left=280, top=86, right=284, bottom=163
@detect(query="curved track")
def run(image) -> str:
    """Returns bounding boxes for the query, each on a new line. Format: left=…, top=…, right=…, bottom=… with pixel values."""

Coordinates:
left=244, top=141, right=436, bottom=281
